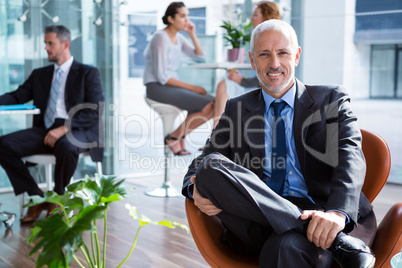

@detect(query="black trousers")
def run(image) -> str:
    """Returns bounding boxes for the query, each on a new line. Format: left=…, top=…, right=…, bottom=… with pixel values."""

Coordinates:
left=0, top=121, right=85, bottom=196
left=195, top=152, right=350, bottom=268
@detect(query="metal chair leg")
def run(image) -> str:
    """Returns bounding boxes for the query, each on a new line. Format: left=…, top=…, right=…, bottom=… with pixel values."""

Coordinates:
left=144, top=97, right=183, bottom=197
left=144, top=148, right=181, bottom=197
left=0, top=210, right=16, bottom=229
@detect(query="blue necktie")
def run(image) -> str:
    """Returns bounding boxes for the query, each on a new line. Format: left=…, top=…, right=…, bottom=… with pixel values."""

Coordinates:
left=270, top=101, right=287, bottom=195
left=44, top=68, right=62, bottom=128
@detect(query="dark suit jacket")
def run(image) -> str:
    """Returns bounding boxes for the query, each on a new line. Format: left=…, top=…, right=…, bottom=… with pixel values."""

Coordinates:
left=0, top=60, right=104, bottom=162
left=183, top=79, right=373, bottom=231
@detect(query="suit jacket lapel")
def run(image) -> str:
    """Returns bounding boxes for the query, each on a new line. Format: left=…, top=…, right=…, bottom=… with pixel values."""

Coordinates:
left=241, top=90, right=266, bottom=168
left=64, top=60, right=79, bottom=109
left=293, top=79, right=315, bottom=174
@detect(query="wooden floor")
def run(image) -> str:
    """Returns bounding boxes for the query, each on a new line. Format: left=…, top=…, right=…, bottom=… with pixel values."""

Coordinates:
left=0, top=169, right=401, bottom=268
left=0, top=171, right=210, bottom=268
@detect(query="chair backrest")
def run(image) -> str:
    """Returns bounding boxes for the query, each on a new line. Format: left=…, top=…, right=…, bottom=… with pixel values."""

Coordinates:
left=360, top=129, right=391, bottom=203
left=185, top=129, right=392, bottom=268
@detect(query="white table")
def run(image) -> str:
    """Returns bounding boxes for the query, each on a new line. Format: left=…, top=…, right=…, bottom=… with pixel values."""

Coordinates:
left=188, top=62, right=254, bottom=95
left=189, top=62, right=253, bottom=70
left=0, top=108, right=40, bottom=115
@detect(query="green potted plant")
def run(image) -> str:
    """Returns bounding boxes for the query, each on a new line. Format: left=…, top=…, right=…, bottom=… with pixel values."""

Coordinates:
left=220, top=13, right=252, bottom=62
left=25, top=175, right=188, bottom=268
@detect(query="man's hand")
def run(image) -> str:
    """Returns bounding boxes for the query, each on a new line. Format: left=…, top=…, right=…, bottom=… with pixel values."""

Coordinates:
left=44, top=125, right=68, bottom=148
left=300, top=210, right=346, bottom=249
left=191, top=176, right=222, bottom=216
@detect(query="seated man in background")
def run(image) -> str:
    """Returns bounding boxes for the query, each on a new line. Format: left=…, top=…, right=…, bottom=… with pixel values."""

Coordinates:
left=183, top=20, right=376, bottom=268
left=0, top=25, right=104, bottom=223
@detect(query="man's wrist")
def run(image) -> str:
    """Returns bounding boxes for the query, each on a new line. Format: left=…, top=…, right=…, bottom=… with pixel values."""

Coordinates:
left=328, top=210, right=346, bottom=219
left=326, top=209, right=349, bottom=224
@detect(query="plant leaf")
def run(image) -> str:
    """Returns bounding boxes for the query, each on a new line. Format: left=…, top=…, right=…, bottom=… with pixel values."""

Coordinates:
left=70, top=176, right=126, bottom=207
left=100, top=193, right=123, bottom=204
left=26, top=203, right=106, bottom=267
left=220, top=18, right=252, bottom=48
left=26, top=175, right=128, bottom=268
left=125, top=204, right=189, bottom=234
left=27, top=214, right=75, bottom=267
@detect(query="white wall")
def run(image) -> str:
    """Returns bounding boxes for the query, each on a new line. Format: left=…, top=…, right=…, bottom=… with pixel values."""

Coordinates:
left=301, top=0, right=347, bottom=85
left=342, top=0, right=370, bottom=99
left=300, top=0, right=370, bottom=98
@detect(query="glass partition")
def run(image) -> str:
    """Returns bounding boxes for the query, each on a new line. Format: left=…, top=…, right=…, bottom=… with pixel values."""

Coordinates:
left=370, top=46, right=396, bottom=98
left=0, top=1, right=28, bottom=138
left=0, top=0, right=117, bottom=191
left=127, top=12, right=157, bottom=78
left=397, top=48, right=402, bottom=98
left=178, top=34, right=217, bottom=94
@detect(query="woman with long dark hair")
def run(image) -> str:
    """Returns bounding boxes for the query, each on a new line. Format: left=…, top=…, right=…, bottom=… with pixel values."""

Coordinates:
left=143, top=1, right=214, bottom=155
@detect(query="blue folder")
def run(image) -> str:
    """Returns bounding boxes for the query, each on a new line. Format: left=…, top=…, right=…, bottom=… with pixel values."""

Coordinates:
left=0, top=104, right=36, bottom=111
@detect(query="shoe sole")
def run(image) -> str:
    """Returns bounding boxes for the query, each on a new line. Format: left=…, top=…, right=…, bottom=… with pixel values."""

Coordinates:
left=333, top=255, right=375, bottom=268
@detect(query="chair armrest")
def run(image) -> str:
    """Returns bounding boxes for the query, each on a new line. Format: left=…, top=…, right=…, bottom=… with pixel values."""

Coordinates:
left=372, top=202, right=402, bottom=268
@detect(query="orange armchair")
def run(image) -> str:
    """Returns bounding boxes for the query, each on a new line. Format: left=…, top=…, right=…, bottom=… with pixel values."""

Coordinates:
left=185, top=129, right=402, bottom=268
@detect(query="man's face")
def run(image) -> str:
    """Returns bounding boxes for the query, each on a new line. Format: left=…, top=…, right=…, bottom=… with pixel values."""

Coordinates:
left=250, top=29, right=301, bottom=97
left=44, top=32, right=67, bottom=64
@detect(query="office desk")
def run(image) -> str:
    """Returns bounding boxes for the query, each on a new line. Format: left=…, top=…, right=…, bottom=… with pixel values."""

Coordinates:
left=189, top=62, right=253, bottom=70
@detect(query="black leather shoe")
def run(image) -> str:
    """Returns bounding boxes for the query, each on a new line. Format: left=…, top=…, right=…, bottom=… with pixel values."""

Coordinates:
left=330, top=234, right=375, bottom=268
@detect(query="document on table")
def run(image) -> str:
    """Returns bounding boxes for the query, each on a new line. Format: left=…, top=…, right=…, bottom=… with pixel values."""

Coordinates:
left=0, top=104, right=37, bottom=111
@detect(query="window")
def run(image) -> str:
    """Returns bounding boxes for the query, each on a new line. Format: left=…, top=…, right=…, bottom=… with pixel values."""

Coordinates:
left=355, top=0, right=402, bottom=44
left=127, top=12, right=157, bottom=78
left=0, top=0, right=115, bottom=189
left=398, top=49, right=402, bottom=97
left=188, top=7, right=206, bottom=35
left=370, top=45, right=402, bottom=98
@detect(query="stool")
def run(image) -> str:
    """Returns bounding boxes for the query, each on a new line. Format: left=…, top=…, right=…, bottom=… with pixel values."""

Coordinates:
left=144, top=96, right=184, bottom=197
left=20, top=152, right=102, bottom=215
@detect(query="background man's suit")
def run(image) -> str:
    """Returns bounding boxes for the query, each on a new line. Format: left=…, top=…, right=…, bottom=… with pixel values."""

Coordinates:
left=183, top=79, right=376, bottom=266
left=0, top=60, right=104, bottom=196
